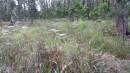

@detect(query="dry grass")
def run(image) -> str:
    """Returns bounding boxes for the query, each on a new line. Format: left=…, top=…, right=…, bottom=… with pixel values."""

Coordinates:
left=0, top=19, right=130, bottom=73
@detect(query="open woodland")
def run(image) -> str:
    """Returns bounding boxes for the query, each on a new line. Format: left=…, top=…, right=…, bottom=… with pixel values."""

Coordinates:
left=1, top=0, right=130, bottom=73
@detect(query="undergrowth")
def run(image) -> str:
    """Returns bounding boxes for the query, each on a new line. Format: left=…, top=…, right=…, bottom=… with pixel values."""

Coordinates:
left=0, top=19, right=130, bottom=73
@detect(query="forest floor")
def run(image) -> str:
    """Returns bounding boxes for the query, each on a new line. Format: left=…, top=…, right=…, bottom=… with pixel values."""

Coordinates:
left=0, top=19, right=130, bottom=73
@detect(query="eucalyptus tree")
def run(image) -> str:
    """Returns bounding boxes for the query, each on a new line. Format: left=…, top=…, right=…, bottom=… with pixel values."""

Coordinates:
left=28, top=0, right=38, bottom=24
left=38, top=0, right=50, bottom=18
left=16, top=0, right=26, bottom=20
left=0, top=0, right=13, bottom=21
left=0, top=0, right=4, bottom=20
left=9, top=0, right=17, bottom=26
left=109, top=0, right=130, bottom=38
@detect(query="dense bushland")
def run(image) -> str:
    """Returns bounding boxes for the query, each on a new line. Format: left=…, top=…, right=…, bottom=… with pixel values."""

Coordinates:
left=1, top=0, right=130, bottom=20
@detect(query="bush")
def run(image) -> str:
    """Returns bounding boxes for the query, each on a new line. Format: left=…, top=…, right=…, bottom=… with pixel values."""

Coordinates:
left=90, top=2, right=112, bottom=19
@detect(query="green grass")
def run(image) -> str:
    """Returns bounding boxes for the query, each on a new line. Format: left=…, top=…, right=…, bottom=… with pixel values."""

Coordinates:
left=0, top=19, right=130, bottom=73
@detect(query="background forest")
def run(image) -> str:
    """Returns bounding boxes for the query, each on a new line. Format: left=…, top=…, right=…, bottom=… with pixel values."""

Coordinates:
left=0, top=0, right=126, bottom=20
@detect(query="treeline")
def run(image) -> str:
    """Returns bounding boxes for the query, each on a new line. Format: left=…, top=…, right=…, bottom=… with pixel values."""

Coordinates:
left=0, top=0, right=130, bottom=21
left=0, top=0, right=38, bottom=21
left=39, top=0, right=112, bottom=19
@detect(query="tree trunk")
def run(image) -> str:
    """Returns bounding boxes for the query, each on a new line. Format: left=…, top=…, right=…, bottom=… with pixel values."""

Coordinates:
left=109, top=0, right=130, bottom=38
left=115, top=14, right=129, bottom=38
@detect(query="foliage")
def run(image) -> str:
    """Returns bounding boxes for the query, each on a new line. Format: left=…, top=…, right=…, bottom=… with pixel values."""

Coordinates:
left=90, top=2, right=112, bottom=18
left=0, top=0, right=129, bottom=20
left=39, top=0, right=112, bottom=19
left=70, top=3, right=89, bottom=18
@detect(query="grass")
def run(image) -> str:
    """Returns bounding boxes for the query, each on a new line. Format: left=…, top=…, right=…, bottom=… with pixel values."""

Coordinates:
left=0, top=19, right=130, bottom=73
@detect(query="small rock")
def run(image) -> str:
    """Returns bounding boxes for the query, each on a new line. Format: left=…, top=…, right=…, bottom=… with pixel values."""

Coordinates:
left=22, top=26, right=28, bottom=29
left=48, top=29, right=60, bottom=33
